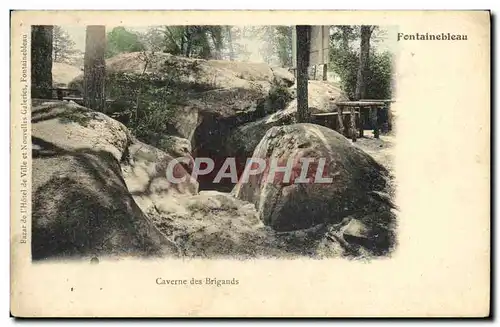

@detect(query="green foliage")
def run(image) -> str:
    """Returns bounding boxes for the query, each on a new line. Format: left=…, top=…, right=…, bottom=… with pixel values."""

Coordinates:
left=364, top=51, right=393, bottom=100
left=162, top=26, right=185, bottom=55
left=161, top=26, right=224, bottom=59
left=142, top=25, right=293, bottom=65
left=104, top=55, right=202, bottom=143
left=105, top=27, right=145, bottom=58
left=329, top=46, right=358, bottom=98
left=139, top=27, right=165, bottom=53
left=267, top=83, right=293, bottom=112
left=329, top=26, right=394, bottom=100
left=106, top=72, right=175, bottom=140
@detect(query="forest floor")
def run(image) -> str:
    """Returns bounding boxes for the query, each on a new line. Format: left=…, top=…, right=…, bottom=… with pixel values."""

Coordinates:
left=353, top=131, right=396, bottom=172
left=353, top=131, right=397, bottom=202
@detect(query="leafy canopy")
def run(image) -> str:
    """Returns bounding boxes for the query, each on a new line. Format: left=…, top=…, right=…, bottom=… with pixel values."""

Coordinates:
left=105, top=27, right=145, bottom=58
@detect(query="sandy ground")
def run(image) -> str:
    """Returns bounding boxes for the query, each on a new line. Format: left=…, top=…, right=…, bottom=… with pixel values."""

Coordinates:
left=352, top=131, right=396, bottom=172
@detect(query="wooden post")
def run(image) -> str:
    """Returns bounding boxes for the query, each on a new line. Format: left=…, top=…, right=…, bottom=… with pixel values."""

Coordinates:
left=328, top=115, right=335, bottom=130
left=56, top=88, right=63, bottom=100
left=350, top=106, right=357, bottom=142
left=387, top=103, right=393, bottom=132
left=381, top=103, right=389, bottom=134
left=322, top=63, right=328, bottom=81
left=370, top=106, right=380, bottom=139
left=358, top=106, right=364, bottom=138
left=336, top=105, right=344, bottom=135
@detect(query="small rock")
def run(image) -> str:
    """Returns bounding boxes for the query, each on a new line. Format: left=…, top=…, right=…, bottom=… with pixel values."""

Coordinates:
left=342, top=219, right=370, bottom=239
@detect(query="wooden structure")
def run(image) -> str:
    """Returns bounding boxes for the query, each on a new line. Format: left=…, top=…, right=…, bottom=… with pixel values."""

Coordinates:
left=311, top=110, right=360, bottom=142
left=292, top=25, right=329, bottom=81
left=359, top=99, right=395, bottom=132
left=311, top=100, right=395, bottom=142
left=51, top=87, right=81, bottom=101
left=37, top=87, right=115, bottom=107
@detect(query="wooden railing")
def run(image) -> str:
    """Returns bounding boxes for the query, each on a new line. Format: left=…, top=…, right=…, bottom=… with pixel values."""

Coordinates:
left=311, top=99, right=395, bottom=142
left=34, top=87, right=115, bottom=107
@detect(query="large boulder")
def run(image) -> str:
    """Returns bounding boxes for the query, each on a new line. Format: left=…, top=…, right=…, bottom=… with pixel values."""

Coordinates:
left=31, top=101, right=394, bottom=260
left=233, top=123, right=395, bottom=234
left=31, top=100, right=177, bottom=260
left=144, top=190, right=348, bottom=258
left=68, top=52, right=296, bottom=142
left=227, top=81, right=349, bottom=161
left=121, top=138, right=199, bottom=216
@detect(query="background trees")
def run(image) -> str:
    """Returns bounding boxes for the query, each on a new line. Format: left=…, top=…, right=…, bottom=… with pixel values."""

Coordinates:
left=30, top=24, right=393, bottom=107
left=159, top=26, right=221, bottom=59
left=85, top=25, right=295, bottom=67
left=275, top=26, right=293, bottom=67
left=105, top=27, right=145, bottom=58
left=52, top=26, right=78, bottom=63
left=328, top=25, right=394, bottom=100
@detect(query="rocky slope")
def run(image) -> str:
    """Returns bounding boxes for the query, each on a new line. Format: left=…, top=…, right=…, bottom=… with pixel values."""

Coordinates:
left=67, top=53, right=349, bottom=191
left=31, top=101, right=397, bottom=260
left=31, top=100, right=175, bottom=260
left=68, top=52, right=295, bottom=141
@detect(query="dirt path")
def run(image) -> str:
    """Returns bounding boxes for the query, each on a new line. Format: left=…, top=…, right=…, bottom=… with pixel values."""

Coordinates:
left=352, top=131, right=396, bottom=172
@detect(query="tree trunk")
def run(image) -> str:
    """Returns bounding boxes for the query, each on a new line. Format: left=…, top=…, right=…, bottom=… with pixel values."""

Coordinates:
left=296, top=25, right=310, bottom=123
left=31, top=26, right=53, bottom=99
left=209, top=28, right=223, bottom=60
left=179, top=29, right=185, bottom=55
left=184, top=27, right=193, bottom=57
left=227, top=26, right=234, bottom=61
left=53, top=43, right=58, bottom=63
left=210, top=34, right=221, bottom=59
left=185, top=39, right=192, bottom=57
left=83, top=25, right=106, bottom=112
left=200, top=32, right=212, bottom=59
left=355, top=25, right=372, bottom=100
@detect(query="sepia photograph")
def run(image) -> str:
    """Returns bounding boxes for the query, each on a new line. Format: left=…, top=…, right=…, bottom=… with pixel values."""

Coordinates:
left=30, top=23, right=398, bottom=261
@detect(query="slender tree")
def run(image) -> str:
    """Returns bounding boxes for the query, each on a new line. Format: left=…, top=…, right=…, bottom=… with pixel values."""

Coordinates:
left=184, top=27, right=193, bottom=57
left=275, top=26, right=293, bottom=67
left=52, top=26, right=77, bottom=63
left=355, top=25, right=374, bottom=100
left=260, top=26, right=276, bottom=65
left=207, top=26, right=223, bottom=60
left=295, top=25, right=310, bottom=123
left=83, top=25, right=106, bottom=112
left=31, top=26, right=53, bottom=99
left=226, top=26, right=235, bottom=61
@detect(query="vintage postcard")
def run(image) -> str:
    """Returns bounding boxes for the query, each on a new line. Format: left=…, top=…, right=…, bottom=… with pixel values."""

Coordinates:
left=10, top=10, right=490, bottom=317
